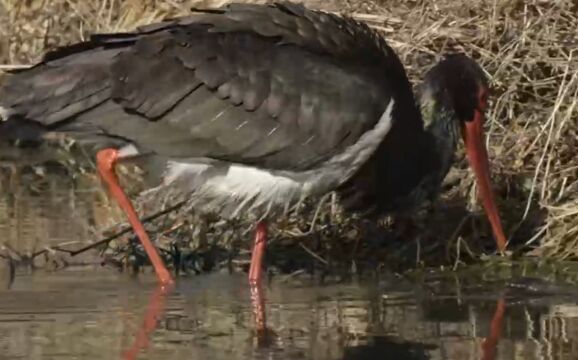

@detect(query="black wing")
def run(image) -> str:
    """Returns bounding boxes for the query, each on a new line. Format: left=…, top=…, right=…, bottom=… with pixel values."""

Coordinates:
left=0, top=2, right=420, bottom=171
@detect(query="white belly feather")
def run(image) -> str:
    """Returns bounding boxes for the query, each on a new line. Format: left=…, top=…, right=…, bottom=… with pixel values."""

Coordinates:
left=142, top=99, right=396, bottom=220
left=162, top=161, right=306, bottom=219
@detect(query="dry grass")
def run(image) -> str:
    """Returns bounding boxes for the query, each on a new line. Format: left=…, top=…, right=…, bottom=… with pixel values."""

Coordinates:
left=1, top=0, right=577, bottom=272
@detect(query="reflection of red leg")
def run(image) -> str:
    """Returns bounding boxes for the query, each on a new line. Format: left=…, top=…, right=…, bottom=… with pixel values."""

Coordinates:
left=481, top=298, right=506, bottom=360
left=249, top=222, right=267, bottom=284
left=248, top=222, right=271, bottom=346
left=250, top=282, right=268, bottom=344
left=123, top=284, right=174, bottom=360
left=96, top=149, right=174, bottom=286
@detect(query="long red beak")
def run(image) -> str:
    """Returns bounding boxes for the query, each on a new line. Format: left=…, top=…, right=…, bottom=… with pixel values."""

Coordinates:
left=461, top=110, right=507, bottom=252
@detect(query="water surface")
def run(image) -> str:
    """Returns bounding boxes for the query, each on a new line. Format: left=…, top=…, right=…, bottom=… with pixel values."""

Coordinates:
left=0, top=269, right=577, bottom=360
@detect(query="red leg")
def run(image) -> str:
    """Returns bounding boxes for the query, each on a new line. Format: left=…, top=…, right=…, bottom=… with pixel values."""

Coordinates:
left=249, top=221, right=267, bottom=284
left=250, top=281, right=269, bottom=344
left=96, top=148, right=174, bottom=286
left=248, top=221, right=269, bottom=342
left=481, top=297, right=506, bottom=360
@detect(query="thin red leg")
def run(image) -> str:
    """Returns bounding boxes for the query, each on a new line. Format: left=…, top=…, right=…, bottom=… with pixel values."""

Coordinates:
left=250, top=281, right=269, bottom=344
left=123, top=283, right=174, bottom=360
left=249, top=221, right=267, bottom=284
left=96, top=148, right=174, bottom=286
left=248, top=221, right=269, bottom=342
left=481, top=298, right=506, bottom=360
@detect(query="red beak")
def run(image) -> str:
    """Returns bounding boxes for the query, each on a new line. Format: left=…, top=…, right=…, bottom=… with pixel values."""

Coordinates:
left=461, top=109, right=507, bottom=252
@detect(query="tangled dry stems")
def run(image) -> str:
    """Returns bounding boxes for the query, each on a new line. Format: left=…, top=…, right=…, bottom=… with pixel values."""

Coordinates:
left=1, top=0, right=577, bottom=271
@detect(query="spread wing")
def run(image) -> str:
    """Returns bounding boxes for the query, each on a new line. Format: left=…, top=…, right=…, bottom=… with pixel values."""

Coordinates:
left=0, top=2, right=418, bottom=172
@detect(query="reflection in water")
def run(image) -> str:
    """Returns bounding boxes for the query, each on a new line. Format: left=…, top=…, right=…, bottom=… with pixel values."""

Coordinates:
left=123, top=283, right=173, bottom=360
left=342, top=335, right=432, bottom=360
left=250, top=282, right=272, bottom=348
left=0, top=146, right=129, bottom=270
left=0, top=256, right=15, bottom=290
left=481, top=299, right=506, bottom=360
left=0, top=271, right=576, bottom=360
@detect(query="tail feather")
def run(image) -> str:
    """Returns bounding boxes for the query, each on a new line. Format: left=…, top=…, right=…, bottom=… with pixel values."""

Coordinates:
left=0, top=39, right=124, bottom=148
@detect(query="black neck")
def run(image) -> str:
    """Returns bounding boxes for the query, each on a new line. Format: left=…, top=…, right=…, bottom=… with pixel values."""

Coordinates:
left=415, top=96, right=461, bottom=203
left=336, top=80, right=464, bottom=216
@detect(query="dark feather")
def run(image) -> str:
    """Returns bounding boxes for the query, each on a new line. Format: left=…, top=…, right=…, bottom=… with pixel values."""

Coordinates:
left=0, top=1, right=420, bottom=176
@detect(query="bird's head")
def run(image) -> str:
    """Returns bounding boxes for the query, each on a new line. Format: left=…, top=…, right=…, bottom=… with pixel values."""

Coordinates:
left=419, top=53, right=507, bottom=253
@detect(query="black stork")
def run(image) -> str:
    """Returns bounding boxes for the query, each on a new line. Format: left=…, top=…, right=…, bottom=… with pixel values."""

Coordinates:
left=0, top=2, right=507, bottom=289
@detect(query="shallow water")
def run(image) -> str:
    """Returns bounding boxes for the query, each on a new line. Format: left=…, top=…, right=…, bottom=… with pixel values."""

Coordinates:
left=2, top=149, right=578, bottom=359
left=0, top=269, right=577, bottom=360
